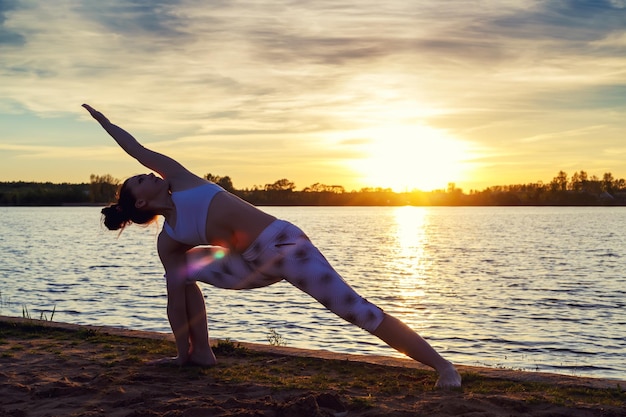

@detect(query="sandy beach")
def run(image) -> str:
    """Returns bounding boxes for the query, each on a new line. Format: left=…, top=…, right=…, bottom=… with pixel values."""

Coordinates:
left=1, top=316, right=624, bottom=417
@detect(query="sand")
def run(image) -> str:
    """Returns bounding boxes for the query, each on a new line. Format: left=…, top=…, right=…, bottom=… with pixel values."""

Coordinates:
left=1, top=316, right=624, bottom=417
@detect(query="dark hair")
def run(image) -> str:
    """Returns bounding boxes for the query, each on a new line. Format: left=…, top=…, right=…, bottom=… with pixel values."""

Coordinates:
left=101, top=177, right=158, bottom=231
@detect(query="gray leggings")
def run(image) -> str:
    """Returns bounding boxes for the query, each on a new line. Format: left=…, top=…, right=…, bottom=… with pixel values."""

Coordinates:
left=186, top=219, right=385, bottom=333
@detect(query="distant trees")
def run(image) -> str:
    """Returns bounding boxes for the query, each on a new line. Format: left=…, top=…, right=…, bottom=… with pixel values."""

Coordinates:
left=471, top=169, right=626, bottom=206
left=547, top=170, right=626, bottom=196
left=302, top=183, right=345, bottom=193
left=602, top=172, right=616, bottom=193
left=264, top=178, right=296, bottom=192
left=0, top=182, right=89, bottom=205
left=2, top=169, right=626, bottom=206
left=551, top=170, right=569, bottom=192
left=236, top=178, right=298, bottom=205
left=89, top=174, right=119, bottom=203
left=0, top=175, right=118, bottom=205
left=570, top=171, right=587, bottom=192
left=204, top=173, right=235, bottom=192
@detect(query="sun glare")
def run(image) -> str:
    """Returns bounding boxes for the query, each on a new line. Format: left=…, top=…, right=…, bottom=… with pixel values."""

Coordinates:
left=352, top=124, right=472, bottom=192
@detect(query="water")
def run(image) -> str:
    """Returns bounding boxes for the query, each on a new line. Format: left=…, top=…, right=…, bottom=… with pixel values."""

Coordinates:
left=1, top=206, right=624, bottom=380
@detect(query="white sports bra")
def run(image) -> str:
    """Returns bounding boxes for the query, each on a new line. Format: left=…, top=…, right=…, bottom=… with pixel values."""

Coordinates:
left=163, top=182, right=226, bottom=245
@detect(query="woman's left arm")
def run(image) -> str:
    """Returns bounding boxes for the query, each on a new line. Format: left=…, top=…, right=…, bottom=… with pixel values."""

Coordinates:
left=82, top=104, right=190, bottom=179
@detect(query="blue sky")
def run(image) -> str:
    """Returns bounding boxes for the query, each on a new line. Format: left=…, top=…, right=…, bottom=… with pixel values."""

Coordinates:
left=1, top=0, right=625, bottom=191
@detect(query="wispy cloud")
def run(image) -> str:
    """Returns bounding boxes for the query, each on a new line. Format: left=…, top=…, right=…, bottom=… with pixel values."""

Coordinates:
left=0, top=142, right=118, bottom=160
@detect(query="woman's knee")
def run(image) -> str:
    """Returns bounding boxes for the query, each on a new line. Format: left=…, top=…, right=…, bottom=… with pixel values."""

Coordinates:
left=341, top=302, right=385, bottom=333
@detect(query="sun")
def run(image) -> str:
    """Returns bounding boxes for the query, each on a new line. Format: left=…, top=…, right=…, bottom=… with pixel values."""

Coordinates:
left=351, top=124, right=473, bottom=192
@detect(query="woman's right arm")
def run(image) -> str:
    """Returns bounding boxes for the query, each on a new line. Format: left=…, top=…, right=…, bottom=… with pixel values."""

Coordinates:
left=82, top=104, right=191, bottom=180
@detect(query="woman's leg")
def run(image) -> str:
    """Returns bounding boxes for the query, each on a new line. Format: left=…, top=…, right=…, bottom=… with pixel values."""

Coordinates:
left=184, top=283, right=217, bottom=365
left=187, top=246, right=282, bottom=290
left=256, top=223, right=461, bottom=388
left=371, top=313, right=461, bottom=388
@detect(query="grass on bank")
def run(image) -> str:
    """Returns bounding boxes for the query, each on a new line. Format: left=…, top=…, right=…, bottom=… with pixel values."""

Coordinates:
left=21, top=304, right=56, bottom=321
left=0, top=319, right=624, bottom=411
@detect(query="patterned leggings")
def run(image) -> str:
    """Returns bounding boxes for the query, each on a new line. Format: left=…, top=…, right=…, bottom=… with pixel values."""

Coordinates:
left=186, top=219, right=385, bottom=333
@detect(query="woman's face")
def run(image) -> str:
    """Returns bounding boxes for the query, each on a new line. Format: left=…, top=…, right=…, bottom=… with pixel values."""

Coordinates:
left=127, top=173, right=166, bottom=208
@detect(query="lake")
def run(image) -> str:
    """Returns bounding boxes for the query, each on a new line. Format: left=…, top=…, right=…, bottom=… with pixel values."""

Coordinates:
left=0, top=206, right=624, bottom=380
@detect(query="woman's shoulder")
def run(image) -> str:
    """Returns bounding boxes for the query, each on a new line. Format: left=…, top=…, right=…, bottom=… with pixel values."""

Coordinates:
left=167, top=172, right=209, bottom=193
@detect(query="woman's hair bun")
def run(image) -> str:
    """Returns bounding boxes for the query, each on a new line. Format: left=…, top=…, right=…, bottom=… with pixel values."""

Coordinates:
left=101, top=204, right=130, bottom=231
left=100, top=177, right=158, bottom=232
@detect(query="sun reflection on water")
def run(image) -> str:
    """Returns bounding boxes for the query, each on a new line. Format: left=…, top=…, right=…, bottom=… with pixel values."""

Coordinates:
left=394, top=206, right=428, bottom=258
left=389, top=206, right=430, bottom=309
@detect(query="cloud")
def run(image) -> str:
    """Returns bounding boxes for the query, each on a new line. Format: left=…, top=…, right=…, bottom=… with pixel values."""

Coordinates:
left=0, top=142, right=119, bottom=160
left=75, top=0, right=192, bottom=45
left=0, top=0, right=25, bottom=46
left=489, top=0, right=626, bottom=42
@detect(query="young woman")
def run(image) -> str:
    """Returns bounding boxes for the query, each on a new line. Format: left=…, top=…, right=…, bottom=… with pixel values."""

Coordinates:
left=83, top=104, right=462, bottom=389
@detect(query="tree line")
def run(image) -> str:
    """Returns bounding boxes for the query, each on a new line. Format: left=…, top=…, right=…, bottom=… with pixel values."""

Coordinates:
left=0, top=174, right=118, bottom=206
left=1, top=170, right=626, bottom=206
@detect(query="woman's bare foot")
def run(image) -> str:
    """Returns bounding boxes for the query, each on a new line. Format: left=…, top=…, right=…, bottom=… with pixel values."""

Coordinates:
left=188, top=348, right=217, bottom=367
left=435, top=361, right=462, bottom=389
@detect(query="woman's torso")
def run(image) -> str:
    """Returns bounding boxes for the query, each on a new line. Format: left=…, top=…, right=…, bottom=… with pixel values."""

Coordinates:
left=166, top=181, right=275, bottom=252
left=203, top=191, right=276, bottom=252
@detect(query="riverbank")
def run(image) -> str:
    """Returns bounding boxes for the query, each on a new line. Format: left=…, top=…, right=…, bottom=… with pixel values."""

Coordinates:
left=1, top=316, right=624, bottom=416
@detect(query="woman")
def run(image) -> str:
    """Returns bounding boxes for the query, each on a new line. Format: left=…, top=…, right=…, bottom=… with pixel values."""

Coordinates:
left=83, top=104, right=461, bottom=389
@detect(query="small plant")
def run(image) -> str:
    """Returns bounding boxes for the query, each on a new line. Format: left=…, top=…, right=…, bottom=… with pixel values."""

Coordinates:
left=22, top=305, right=30, bottom=319
left=266, top=328, right=286, bottom=347
left=40, top=305, right=56, bottom=321
left=214, top=338, right=248, bottom=355
left=22, top=304, right=56, bottom=321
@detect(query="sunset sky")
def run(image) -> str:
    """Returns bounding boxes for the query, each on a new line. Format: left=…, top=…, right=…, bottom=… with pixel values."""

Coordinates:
left=1, top=1, right=625, bottom=192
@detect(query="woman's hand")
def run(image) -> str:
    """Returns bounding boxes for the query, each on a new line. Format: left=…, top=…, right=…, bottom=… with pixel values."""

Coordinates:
left=82, top=103, right=110, bottom=125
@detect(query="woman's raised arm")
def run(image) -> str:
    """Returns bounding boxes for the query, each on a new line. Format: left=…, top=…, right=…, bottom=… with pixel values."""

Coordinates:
left=82, top=104, right=189, bottom=179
